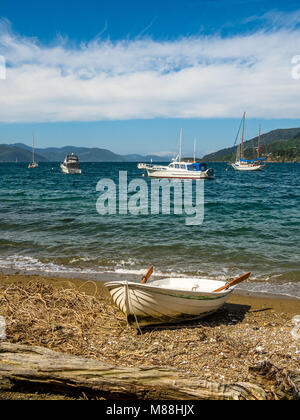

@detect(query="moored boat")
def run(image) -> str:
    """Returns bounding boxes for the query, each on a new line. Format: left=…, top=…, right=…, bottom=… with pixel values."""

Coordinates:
left=231, top=113, right=266, bottom=171
left=104, top=272, right=251, bottom=327
left=138, top=129, right=214, bottom=180
left=28, top=134, right=38, bottom=169
left=144, top=161, right=214, bottom=179
left=60, top=153, right=82, bottom=174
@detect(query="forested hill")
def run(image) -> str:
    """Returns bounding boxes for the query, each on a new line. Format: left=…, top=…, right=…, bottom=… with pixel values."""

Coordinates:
left=202, top=128, right=300, bottom=162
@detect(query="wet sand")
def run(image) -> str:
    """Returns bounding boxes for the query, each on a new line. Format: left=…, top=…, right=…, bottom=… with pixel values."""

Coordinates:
left=0, top=273, right=299, bottom=399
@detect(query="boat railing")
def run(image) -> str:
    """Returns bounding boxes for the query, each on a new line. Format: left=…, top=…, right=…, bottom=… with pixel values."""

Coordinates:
left=138, top=163, right=166, bottom=170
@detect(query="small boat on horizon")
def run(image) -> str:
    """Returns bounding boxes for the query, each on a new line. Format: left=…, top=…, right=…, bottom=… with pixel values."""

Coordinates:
left=105, top=269, right=251, bottom=327
left=231, top=113, right=266, bottom=171
left=138, top=130, right=214, bottom=180
left=60, top=153, right=82, bottom=174
left=28, top=133, right=38, bottom=169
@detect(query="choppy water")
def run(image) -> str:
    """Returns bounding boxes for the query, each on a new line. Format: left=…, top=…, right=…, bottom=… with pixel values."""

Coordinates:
left=0, top=162, right=299, bottom=298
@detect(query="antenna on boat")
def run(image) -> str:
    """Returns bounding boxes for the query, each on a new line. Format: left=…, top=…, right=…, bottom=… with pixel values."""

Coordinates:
left=194, top=138, right=196, bottom=162
left=179, top=128, right=182, bottom=162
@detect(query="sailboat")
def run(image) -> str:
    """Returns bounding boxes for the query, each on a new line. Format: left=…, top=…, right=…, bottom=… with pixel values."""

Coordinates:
left=231, top=113, right=265, bottom=171
left=28, top=134, right=38, bottom=169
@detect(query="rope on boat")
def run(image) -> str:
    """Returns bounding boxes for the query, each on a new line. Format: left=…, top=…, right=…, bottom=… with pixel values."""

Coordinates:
left=125, top=281, right=143, bottom=335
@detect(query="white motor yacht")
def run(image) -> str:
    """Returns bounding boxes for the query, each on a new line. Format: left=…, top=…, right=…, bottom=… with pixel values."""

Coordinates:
left=60, top=153, right=82, bottom=174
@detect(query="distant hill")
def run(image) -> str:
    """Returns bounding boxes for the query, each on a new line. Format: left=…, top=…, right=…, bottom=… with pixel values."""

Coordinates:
left=0, top=145, right=47, bottom=163
left=123, top=154, right=170, bottom=162
left=11, top=144, right=125, bottom=162
left=202, top=127, right=300, bottom=162
left=0, top=143, right=170, bottom=163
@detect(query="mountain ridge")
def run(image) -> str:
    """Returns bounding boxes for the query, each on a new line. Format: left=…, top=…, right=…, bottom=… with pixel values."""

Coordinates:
left=0, top=143, right=170, bottom=163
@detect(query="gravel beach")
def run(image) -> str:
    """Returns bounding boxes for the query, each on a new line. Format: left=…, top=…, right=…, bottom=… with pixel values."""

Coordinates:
left=0, top=273, right=299, bottom=399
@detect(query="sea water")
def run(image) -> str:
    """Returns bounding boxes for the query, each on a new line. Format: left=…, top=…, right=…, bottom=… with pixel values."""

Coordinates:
left=0, top=162, right=299, bottom=298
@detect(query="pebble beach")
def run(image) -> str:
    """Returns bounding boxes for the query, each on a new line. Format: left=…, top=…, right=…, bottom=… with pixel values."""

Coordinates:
left=0, top=273, right=299, bottom=399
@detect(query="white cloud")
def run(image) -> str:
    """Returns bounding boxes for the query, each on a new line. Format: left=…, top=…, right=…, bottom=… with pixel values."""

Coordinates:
left=245, top=9, right=300, bottom=29
left=0, top=17, right=300, bottom=122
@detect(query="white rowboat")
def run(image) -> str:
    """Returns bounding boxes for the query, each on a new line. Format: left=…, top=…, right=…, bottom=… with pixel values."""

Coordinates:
left=104, top=277, right=238, bottom=327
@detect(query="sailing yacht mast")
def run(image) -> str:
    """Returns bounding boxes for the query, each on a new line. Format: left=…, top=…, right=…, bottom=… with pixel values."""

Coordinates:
left=32, top=133, right=35, bottom=163
left=28, top=133, right=38, bottom=168
left=193, top=138, right=196, bottom=162
left=257, top=125, right=261, bottom=158
left=241, top=112, right=246, bottom=159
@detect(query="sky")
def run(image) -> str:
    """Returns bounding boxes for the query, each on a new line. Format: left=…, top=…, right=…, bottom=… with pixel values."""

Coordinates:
left=0, top=0, right=300, bottom=156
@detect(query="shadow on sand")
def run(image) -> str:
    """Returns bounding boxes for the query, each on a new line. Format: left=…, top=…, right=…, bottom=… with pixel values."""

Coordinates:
left=139, top=302, right=252, bottom=333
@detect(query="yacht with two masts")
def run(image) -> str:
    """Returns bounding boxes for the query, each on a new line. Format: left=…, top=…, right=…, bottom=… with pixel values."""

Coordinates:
left=138, top=130, right=214, bottom=179
left=231, top=113, right=266, bottom=171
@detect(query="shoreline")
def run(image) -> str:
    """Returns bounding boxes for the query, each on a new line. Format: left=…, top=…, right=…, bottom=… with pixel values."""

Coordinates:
left=0, top=272, right=299, bottom=400
left=0, top=270, right=299, bottom=310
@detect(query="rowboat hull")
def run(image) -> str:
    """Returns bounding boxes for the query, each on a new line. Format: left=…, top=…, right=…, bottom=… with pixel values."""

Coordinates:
left=104, top=278, right=234, bottom=327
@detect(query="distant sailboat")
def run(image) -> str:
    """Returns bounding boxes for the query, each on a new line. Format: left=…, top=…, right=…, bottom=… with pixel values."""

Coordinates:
left=231, top=113, right=265, bottom=171
left=28, top=134, right=38, bottom=169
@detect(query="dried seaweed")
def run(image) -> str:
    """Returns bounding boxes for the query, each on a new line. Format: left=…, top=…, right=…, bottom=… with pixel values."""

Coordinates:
left=0, top=280, right=299, bottom=384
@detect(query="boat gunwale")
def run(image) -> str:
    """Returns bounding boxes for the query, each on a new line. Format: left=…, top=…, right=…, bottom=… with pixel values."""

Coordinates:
left=104, top=279, right=235, bottom=299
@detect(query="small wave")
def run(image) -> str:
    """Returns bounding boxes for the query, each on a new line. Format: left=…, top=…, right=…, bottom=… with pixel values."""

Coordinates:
left=0, top=255, right=299, bottom=299
left=237, top=281, right=300, bottom=299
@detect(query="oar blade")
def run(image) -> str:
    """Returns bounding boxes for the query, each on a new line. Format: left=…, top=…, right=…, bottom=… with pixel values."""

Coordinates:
left=213, top=272, right=251, bottom=293
left=140, top=265, right=153, bottom=284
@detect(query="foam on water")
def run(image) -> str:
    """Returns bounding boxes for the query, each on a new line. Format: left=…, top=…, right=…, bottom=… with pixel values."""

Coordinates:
left=0, top=254, right=299, bottom=299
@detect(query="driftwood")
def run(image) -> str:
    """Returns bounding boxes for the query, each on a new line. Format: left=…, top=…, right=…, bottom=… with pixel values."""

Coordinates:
left=0, top=342, right=299, bottom=400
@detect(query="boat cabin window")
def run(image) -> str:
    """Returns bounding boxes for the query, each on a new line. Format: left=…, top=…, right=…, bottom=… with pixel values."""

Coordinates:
left=175, top=164, right=179, bottom=169
left=180, top=164, right=186, bottom=169
left=169, top=164, right=174, bottom=168
left=67, top=162, right=80, bottom=169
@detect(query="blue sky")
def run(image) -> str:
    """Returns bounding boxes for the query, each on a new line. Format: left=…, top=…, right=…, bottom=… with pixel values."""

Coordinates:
left=1, top=0, right=300, bottom=41
left=0, top=0, right=300, bottom=156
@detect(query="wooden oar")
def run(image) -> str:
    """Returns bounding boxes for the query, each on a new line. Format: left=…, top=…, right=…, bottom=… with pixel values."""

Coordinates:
left=140, top=265, right=153, bottom=284
left=213, top=272, right=251, bottom=293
